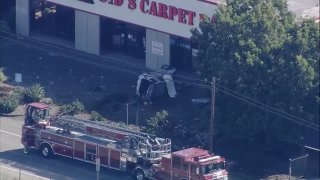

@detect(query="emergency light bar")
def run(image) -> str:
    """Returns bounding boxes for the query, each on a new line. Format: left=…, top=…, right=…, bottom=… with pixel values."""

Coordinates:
left=198, top=156, right=220, bottom=162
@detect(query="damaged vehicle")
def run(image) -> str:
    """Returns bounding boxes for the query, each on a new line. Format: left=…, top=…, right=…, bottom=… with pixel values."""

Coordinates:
left=136, top=71, right=177, bottom=102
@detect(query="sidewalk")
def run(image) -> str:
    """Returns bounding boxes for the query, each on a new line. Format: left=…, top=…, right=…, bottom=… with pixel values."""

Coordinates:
left=0, top=164, right=50, bottom=180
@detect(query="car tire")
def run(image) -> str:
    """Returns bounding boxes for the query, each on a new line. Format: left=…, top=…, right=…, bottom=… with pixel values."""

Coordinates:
left=133, top=168, right=146, bottom=180
left=40, top=144, right=53, bottom=158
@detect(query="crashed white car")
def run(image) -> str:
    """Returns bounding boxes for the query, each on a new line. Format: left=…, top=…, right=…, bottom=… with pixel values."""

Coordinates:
left=136, top=72, right=177, bottom=102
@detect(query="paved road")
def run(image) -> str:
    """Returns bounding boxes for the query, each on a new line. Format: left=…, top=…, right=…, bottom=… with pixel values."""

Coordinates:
left=0, top=113, right=132, bottom=180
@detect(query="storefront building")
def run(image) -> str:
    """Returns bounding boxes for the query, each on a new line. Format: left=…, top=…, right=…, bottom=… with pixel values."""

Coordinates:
left=15, top=0, right=221, bottom=71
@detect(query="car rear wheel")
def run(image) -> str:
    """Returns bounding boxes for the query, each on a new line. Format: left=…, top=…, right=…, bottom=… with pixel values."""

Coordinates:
left=133, top=168, right=146, bottom=180
left=40, top=144, right=53, bottom=158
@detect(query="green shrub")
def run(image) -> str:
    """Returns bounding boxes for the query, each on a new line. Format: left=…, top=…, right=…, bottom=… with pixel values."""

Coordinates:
left=13, top=86, right=24, bottom=94
left=71, top=99, right=85, bottom=113
left=60, top=104, right=73, bottom=115
left=40, top=97, right=54, bottom=105
left=60, top=99, right=85, bottom=115
left=0, top=68, right=7, bottom=83
left=23, top=84, right=45, bottom=103
left=0, top=85, right=15, bottom=92
left=118, top=122, right=127, bottom=128
left=0, top=93, right=20, bottom=114
left=145, top=110, right=170, bottom=135
left=90, top=111, right=106, bottom=122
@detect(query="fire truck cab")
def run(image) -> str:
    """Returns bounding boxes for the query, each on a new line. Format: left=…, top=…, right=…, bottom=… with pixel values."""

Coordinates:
left=22, top=103, right=50, bottom=149
left=152, top=148, right=228, bottom=180
left=25, top=102, right=49, bottom=126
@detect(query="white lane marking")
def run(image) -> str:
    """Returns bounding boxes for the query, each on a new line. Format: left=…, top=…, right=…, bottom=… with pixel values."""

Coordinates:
left=0, top=165, right=50, bottom=180
left=0, top=130, right=21, bottom=138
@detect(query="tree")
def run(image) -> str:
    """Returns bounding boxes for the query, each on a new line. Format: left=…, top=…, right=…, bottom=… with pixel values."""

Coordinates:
left=191, top=0, right=319, bottom=146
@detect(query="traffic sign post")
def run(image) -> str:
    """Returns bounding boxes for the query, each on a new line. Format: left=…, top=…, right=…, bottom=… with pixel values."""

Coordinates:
left=96, top=157, right=100, bottom=180
left=15, top=73, right=22, bottom=86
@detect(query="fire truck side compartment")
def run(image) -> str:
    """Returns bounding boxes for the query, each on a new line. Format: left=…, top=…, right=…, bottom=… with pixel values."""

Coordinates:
left=54, top=144, right=73, bottom=157
left=40, top=131, right=74, bottom=157
left=99, top=146, right=109, bottom=166
left=85, top=143, right=97, bottom=162
left=74, top=140, right=85, bottom=159
left=110, top=150, right=121, bottom=169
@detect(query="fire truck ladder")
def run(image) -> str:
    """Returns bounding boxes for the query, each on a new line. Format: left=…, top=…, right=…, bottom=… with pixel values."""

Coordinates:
left=52, top=116, right=171, bottom=160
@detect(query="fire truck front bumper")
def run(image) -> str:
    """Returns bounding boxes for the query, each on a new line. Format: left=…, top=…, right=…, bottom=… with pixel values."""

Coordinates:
left=204, top=171, right=228, bottom=180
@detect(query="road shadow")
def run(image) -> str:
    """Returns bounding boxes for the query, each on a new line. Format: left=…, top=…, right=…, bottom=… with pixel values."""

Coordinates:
left=0, top=149, right=131, bottom=180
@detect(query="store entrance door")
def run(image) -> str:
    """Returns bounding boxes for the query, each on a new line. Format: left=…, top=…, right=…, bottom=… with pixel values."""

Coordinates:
left=100, top=18, right=146, bottom=59
left=170, top=37, right=193, bottom=72
left=0, top=0, right=15, bottom=31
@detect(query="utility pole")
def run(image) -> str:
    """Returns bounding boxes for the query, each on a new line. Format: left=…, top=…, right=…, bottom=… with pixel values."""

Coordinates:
left=136, top=108, right=139, bottom=130
left=210, top=77, right=216, bottom=153
left=289, top=158, right=292, bottom=180
left=126, top=103, right=129, bottom=125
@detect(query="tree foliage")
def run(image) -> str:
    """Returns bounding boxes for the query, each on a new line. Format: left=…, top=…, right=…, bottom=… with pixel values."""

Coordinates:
left=0, top=68, right=7, bottom=83
left=23, top=84, right=45, bottom=103
left=0, top=93, right=20, bottom=114
left=191, top=0, right=319, bottom=145
left=60, top=99, right=86, bottom=116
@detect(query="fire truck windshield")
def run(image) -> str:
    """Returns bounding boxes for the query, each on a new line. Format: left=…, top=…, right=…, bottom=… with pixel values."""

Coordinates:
left=32, top=109, right=49, bottom=121
left=200, top=162, right=225, bottom=175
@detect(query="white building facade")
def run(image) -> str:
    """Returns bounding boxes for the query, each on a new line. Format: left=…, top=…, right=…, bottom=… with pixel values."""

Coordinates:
left=16, top=0, right=220, bottom=71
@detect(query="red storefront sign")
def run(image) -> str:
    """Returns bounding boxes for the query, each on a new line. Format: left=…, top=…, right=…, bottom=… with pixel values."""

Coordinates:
left=47, top=0, right=218, bottom=38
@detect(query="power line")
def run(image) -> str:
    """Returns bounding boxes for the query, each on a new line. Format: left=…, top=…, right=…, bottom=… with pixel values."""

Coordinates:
left=0, top=33, right=141, bottom=75
left=215, top=87, right=319, bottom=131
left=0, top=31, right=213, bottom=85
left=174, top=77, right=319, bottom=131
left=1, top=30, right=214, bottom=85
left=215, top=83, right=320, bottom=128
left=1, top=31, right=209, bottom=88
left=174, top=79, right=210, bottom=88
left=0, top=30, right=145, bottom=71
left=174, top=74, right=210, bottom=84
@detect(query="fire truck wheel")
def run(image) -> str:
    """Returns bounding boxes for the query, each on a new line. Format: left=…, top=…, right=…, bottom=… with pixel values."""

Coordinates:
left=40, top=144, right=53, bottom=158
left=133, top=168, right=146, bottom=180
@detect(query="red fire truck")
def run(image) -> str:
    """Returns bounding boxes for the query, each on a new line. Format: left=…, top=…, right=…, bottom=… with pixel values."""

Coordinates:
left=21, top=103, right=228, bottom=180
